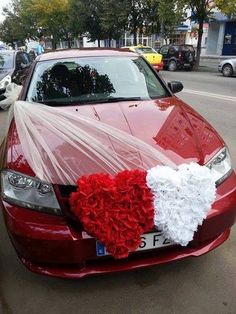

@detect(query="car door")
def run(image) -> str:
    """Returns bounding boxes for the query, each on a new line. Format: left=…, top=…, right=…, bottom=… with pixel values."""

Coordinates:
left=168, top=46, right=177, bottom=60
left=159, top=45, right=169, bottom=66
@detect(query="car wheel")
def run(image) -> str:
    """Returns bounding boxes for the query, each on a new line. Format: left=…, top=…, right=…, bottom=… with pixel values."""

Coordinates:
left=168, top=60, right=177, bottom=71
left=222, top=64, right=233, bottom=77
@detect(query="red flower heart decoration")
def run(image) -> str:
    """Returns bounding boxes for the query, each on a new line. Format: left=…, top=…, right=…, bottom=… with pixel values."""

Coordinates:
left=69, top=170, right=154, bottom=259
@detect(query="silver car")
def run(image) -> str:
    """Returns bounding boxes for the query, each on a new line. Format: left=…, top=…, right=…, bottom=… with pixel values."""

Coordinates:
left=218, top=58, right=236, bottom=77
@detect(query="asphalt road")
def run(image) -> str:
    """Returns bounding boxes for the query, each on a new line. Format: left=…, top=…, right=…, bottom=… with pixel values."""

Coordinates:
left=0, top=70, right=236, bottom=314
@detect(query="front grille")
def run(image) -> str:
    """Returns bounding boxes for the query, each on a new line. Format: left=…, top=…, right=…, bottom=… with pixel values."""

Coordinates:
left=54, top=184, right=83, bottom=228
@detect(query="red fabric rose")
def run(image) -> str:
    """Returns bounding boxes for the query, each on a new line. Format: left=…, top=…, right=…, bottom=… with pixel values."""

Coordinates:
left=69, top=170, right=154, bottom=259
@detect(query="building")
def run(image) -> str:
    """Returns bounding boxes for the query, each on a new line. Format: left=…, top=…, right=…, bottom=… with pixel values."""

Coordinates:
left=206, top=12, right=236, bottom=56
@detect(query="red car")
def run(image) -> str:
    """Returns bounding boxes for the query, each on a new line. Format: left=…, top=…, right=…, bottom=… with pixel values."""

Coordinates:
left=0, top=49, right=236, bottom=278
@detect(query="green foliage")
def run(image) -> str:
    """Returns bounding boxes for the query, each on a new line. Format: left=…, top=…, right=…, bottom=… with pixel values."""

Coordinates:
left=100, top=0, right=130, bottom=40
left=0, top=13, right=21, bottom=45
left=215, top=0, right=236, bottom=18
left=0, top=0, right=71, bottom=47
left=158, top=0, right=186, bottom=41
left=70, top=0, right=130, bottom=45
left=70, top=0, right=105, bottom=44
left=26, top=0, right=71, bottom=46
left=0, top=0, right=38, bottom=45
left=143, top=0, right=160, bottom=35
left=126, top=0, right=149, bottom=44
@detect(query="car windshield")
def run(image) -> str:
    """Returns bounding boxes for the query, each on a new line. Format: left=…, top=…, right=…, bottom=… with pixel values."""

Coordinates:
left=0, top=52, right=14, bottom=69
left=135, top=47, right=157, bottom=54
left=26, top=56, right=169, bottom=105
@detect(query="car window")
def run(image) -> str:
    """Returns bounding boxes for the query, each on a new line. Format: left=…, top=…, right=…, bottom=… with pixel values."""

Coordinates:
left=0, top=52, right=14, bottom=69
left=16, top=52, right=29, bottom=66
left=21, top=52, right=30, bottom=64
left=160, top=46, right=168, bottom=54
left=26, top=56, right=170, bottom=105
left=180, top=45, right=194, bottom=52
left=172, top=46, right=179, bottom=51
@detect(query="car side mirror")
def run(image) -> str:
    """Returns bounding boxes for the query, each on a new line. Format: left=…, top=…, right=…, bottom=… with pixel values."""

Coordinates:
left=168, top=81, right=183, bottom=94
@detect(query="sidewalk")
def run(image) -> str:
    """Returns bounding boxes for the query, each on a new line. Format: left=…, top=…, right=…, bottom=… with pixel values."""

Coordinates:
left=201, top=54, right=235, bottom=60
left=199, top=54, right=236, bottom=72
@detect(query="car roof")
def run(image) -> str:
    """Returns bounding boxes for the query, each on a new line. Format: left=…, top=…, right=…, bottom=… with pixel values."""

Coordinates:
left=36, top=48, right=138, bottom=62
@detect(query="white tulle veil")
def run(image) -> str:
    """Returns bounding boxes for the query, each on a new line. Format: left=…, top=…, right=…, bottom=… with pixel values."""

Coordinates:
left=1, top=84, right=176, bottom=185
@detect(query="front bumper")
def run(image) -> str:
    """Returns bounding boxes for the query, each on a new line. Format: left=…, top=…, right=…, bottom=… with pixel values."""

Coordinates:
left=1, top=172, right=236, bottom=278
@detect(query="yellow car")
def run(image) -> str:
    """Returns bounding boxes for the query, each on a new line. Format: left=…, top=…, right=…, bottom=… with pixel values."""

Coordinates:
left=122, top=45, right=164, bottom=71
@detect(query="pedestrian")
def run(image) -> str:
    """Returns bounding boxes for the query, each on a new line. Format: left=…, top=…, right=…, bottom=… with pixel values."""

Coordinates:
left=37, top=38, right=45, bottom=55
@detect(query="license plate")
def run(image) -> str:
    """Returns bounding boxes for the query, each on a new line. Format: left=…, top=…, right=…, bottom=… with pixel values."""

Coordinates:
left=96, top=232, right=174, bottom=257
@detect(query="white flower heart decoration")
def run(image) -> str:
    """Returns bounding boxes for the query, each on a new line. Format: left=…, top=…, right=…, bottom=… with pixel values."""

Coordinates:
left=146, top=163, right=216, bottom=246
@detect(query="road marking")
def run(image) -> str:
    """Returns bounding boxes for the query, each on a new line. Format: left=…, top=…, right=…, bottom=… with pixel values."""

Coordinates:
left=182, top=89, right=236, bottom=102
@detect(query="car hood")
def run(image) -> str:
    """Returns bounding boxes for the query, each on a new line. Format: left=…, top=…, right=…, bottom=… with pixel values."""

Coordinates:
left=6, top=97, right=224, bottom=181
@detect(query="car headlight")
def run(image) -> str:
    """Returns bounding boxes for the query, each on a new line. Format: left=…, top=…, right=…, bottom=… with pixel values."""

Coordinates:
left=206, top=147, right=232, bottom=186
left=1, top=170, right=63, bottom=216
left=0, top=75, right=11, bottom=90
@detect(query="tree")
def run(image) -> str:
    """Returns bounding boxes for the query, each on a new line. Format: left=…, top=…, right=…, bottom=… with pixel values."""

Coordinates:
left=157, top=0, right=186, bottom=44
left=127, top=0, right=149, bottom=45
left=26, top=0, right=72, bottom=48
left=181, top=0, right=216, bottom=69
left=139, top=0, right=160, bottom=36
left=215, top=0, right=236, bottom=18
left=70, top=0, right=105, bottom=47
left=100, top=0, right=130, bottom=46
left=70, top=0, right=132, bottom=47
left=182, top=0, right=236, bottom=69
left=0, top=0, right=38, bottom=45
left=0, top=0, right=71, bottom=48
left=0, top=14, right=22, bottom=45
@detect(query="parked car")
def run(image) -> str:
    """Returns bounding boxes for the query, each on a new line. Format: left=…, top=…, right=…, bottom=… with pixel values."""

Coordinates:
left=122, top=45, right=164, bottom=71
left=0, top=50, right=31, bottom=97
left=218, top=58, right=236, bottom=77
left=0, top=49, right=235, bottom=278
left=159, top=44, right=196, bottom=71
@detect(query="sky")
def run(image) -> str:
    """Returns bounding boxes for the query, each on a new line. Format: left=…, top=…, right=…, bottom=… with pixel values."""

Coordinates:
left=0, top=0, right=11, bottom=22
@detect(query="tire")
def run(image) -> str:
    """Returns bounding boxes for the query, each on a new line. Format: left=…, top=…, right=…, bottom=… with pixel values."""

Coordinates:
left=168, top=60, right=177, bottom=71
left=222, top=64, right=233, bottom=77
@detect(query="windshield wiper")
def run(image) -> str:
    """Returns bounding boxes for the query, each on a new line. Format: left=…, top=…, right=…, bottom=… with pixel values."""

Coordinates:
left=79, top=96, right=143, bottom=104
left=38, top=100, right=70, bottom=106
left=40, top=97, right=143, bottom=106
